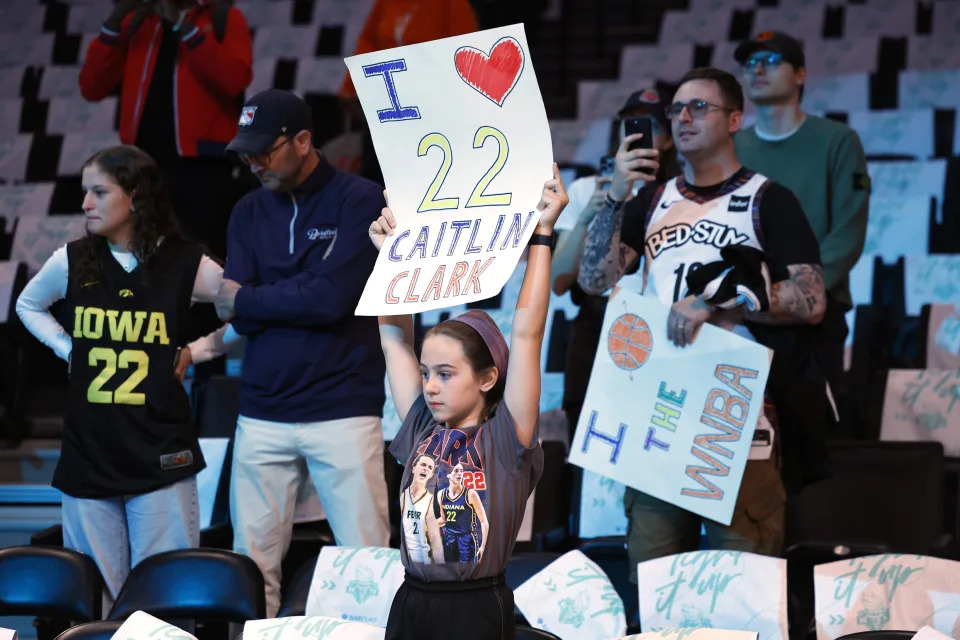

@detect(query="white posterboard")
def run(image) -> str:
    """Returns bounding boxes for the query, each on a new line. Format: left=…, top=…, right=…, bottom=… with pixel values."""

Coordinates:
left=814, top=555, right=960, bottom=640
left=569, top=290, right=771, bottom=526
left=514, top=549, right=627, bottom=639
left=110, top=611, right=196, bottom=640
left=243, top=616, right=385, bottom=640
left=636, top=551, right=787, bottom=640
left=305, top=546, right=404, bottom=628
left=344, top=24, right=553, bottom=315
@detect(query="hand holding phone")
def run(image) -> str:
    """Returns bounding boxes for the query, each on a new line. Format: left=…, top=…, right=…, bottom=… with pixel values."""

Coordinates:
left=624, top=117, right=653, bottom=152
left=609, top=118, right=660, bottom=201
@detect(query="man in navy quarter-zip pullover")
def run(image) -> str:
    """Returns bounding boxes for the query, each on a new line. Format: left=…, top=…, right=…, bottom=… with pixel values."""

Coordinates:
left=216, top=89, right=389, bottom=617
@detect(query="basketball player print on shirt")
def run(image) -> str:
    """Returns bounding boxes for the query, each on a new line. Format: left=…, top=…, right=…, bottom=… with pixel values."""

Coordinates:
left=401, top=454, right=445, bottom=564
left=403, top=426, right=490, bottom=566
left=437, top=462, right=489, bottom=563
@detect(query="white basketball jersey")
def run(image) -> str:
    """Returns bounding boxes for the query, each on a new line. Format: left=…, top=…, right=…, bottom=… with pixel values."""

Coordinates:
left=643, top=171, right=769, bottom=306
left=403, top=487, right=434, bottom=564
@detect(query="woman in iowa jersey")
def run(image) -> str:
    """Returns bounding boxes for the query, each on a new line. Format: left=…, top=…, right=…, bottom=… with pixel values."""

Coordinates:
left=437, top=462, right=488, bottom=563
left=16, top=145, right=229, bottom=600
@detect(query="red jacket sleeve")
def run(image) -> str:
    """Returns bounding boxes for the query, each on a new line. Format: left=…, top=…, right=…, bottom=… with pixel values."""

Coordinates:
left=179, top=7, right=252, bottom=98
left=78, top=27, right=127, bottom=102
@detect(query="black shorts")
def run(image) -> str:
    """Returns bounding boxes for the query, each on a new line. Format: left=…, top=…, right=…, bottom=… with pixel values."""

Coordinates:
left=385, top=572, right=514, bottom=640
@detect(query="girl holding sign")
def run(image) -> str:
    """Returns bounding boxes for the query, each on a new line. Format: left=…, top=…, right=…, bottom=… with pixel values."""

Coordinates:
left=15, top=145, right=225, bottom=600
left=371, top=165, right=569, bottom=640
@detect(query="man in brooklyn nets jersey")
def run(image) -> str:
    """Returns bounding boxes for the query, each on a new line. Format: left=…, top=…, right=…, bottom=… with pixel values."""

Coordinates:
left=579, top=68, right=828, bottom=577
left=400, top=455, right=444, bottom=564
left=437, top=462, right=489, bottom=563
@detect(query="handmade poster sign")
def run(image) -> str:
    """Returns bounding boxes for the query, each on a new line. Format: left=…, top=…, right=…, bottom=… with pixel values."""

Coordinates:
left=636, top=551, right=788, bottom=640
left=569, top=289, right=771, bottom=525
left=109, top=611, right=197, bottom=640
left=879, top=370, right=960, bottom=457
left=514, top=550, right=627, bottom=639
left=305, top=546, right=404, bottom=627
left=928, top=305, right=960, bottom=367
left=579, top=469, right=628, bottom=539
left=905, top=256, right=960, bottom=315
left=615, top=629, right=759, bottom=640
left=813, top=555, right=960, bottom=640
left=243, top=616, right=385, bottom=640
left=344, top=24, right=553, bottom=315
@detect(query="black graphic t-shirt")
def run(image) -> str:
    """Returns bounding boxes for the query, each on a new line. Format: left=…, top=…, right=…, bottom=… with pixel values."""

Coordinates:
left=389, top=395, right=544, bottom=582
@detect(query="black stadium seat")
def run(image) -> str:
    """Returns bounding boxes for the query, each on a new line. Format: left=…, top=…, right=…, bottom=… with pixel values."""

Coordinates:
left=0, top=545, right=103, bottom=622
left=54, top=622, right=124, bottom=640
left=108, top=549, right=266, bottom=624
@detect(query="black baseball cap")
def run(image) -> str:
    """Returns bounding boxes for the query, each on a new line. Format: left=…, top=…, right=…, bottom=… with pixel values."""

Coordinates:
left=734, top=31, right=805, bottom=69
left=226, top=89, right=313, bottom=155
left=618, top=87, right=670, bottom=130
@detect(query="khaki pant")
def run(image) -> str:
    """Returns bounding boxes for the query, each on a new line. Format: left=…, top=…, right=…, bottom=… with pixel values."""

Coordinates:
left=230, top=414, right=391, bottom=616
left=62, top=475, right=199, bottom=601
left=624, top=456, right=786, bottom=582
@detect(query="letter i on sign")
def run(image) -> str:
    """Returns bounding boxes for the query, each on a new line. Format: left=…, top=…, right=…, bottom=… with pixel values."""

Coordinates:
left=362, top=59, right=421, bottom=123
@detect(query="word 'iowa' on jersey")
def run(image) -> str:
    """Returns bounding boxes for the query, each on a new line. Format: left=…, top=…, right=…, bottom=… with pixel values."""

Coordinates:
left=73, top=306, right=170, bottom=345
left=416, top=426, right=484, bottom=470
left=646, top=219, right=750, bottom=259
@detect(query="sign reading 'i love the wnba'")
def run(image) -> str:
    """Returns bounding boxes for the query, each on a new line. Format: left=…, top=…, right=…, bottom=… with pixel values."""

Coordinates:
left=344, top=24, right=554, bottom=315
left=569, top=289, right=772, bottom=526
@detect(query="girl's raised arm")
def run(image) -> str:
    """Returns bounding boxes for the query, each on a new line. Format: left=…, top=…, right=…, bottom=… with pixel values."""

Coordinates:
left=370, top=202, right=423, bottom=421
left=504, top=164, right=569, bottom=447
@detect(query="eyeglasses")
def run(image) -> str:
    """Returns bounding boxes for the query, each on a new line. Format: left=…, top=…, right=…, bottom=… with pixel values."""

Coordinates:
left=238, top=136, right=293, bottom=166
left=743, top=51, right=784, bottom=71
left=665, top=99, right=732, bottom=120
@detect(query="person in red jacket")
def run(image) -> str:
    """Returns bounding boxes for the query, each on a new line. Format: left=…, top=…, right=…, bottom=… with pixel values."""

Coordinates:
left=79, top=0, right=253, bottom=259
left=338, top=0, right=478, bottom=186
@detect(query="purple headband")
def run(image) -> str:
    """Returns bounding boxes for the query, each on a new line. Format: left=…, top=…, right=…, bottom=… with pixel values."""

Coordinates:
left=448, top=310, right=510, bottom=393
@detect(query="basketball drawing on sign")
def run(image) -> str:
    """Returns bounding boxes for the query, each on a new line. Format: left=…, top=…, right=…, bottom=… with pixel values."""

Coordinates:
left=454, top=36, right=525, bottom=106
left=608, top=313, right=653, bottom=371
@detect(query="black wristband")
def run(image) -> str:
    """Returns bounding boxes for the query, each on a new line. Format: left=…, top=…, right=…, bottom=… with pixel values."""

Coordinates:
left=528, top=233, right=555, bottom=251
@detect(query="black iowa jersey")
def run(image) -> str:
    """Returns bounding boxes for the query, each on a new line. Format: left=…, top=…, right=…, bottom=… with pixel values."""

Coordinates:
left=55, top=237, right=206, bottom=498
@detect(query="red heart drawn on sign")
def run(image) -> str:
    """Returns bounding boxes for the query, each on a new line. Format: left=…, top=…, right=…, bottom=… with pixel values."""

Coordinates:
left=454, top=36, right=525, bottom=107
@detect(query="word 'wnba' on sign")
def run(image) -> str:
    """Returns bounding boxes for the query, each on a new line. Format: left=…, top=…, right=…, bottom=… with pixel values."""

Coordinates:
left=579, top=364, right=759, bottom=502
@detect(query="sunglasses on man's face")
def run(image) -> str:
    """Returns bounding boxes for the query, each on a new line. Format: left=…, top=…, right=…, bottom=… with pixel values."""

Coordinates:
left=238, top=136, right=293, bottom=167
left=743, top=51, right=785, bottom=71
left=664, top=99, right=732, bottom=121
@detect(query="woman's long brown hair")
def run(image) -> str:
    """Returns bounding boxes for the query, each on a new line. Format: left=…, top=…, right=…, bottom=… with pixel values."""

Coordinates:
left=72, top=145, right=182, bottom=288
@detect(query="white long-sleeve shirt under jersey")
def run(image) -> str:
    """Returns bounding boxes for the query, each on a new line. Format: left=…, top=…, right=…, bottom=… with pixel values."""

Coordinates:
left=15, top=244, right=240, bottom=364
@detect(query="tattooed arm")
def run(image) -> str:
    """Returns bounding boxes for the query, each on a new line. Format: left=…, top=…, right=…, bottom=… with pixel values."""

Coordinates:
left=576, top=133, right=658, bottom=295
left=576, top=195, right=640, bottom=295
left=746, top=263, right=827, bottom=325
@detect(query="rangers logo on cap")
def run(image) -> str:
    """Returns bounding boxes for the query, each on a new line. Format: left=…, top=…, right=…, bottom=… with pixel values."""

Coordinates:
left=238, top=106, right=257, bottom=126
left=641, top=89, right=660, bottom=103
left=756, top=31, right=775, bottom=41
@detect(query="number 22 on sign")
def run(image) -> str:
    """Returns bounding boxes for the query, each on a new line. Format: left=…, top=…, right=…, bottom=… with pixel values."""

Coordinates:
left=417, top=126, right=513, bottom=212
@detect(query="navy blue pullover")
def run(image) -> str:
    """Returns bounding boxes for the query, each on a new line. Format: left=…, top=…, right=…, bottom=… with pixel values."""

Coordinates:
left=225, top=155, right=386, bottom=422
